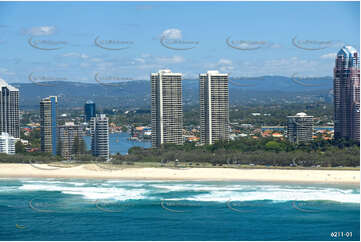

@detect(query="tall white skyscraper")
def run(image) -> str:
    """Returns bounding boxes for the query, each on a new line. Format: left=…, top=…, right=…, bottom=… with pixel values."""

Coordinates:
left=0, top=78, right=20, bottom=138
left=91, top=114, right=109, bottom=160
left=151, top=69, right=183, bottom=148
left=40, top=96, right=57, bottom=155
left=199, top=71, right=229, bottom=145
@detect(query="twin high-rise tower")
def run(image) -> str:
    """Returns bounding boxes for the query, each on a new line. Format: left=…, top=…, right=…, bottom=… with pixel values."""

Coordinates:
left=200, top=71, right=230, bottom=145
left=151, top=69, right=229, bottom=148
left=151, top=70, right=183, bottom=147
left=333, top=46, right=360, bottom=142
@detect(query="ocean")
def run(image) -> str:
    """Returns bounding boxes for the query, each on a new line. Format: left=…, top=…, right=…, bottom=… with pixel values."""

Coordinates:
left=0, top=179, right=359, bottom=241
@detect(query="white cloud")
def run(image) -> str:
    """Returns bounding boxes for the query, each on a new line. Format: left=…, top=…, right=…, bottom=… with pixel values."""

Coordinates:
left=320, top=53, right=337, bottom=59
left=206, top=58, right=234, bottom=72
left=132, top=54, right=185, bottom=65
left=24, top=26, right=56, bottom=36
left=134, top=58, right=146, bottom=64
left=161, top=28, right=182, bottom=39
left=218, top=59, right=232, bottom=65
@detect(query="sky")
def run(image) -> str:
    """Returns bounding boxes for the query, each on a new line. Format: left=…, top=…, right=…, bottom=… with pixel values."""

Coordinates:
left=0, top=1, right=359, bottom=84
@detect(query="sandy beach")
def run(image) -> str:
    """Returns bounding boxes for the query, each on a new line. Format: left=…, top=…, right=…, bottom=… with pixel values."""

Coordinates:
left=0, top=163, right=359, bottom=185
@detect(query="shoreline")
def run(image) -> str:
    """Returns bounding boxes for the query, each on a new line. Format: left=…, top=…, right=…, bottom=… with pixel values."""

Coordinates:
left=0, top=163, right=359, bottom=185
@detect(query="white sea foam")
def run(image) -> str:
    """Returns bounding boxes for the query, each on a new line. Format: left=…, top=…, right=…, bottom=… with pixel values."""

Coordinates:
left=9, top=180, right=361, bottom=204
left=22, top=180, right=87, bottom=186
left=148, top=183, right=359, bottom=203
left=184, top=188, right=359, bottom=203
left=19, top=184, right=147, bottom=200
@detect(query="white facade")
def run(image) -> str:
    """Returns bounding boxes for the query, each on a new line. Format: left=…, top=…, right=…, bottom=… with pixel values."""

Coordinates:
left=199, top=71, right=230, bottom=145
left=151, top=69, right=183, bottom=148
left=91, top=114, right=109, bottom=160
left=0, top=78, right=20, bottom=138
left=0, top=132, right=19, bottom=155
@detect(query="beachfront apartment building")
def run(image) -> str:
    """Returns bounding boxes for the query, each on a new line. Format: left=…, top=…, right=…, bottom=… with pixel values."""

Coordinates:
left=151, top=69, right=183, bottom=148
left=90, top=114, right=109, bottom=160
left=333, top=46, right=360, bottom=142
left=57, top=122, right=85, bottom=160
left=199, top=70, right=230, bottom=145
left=0, top=132, right=19, bottom=155
left=0, top=78, right=20, bottom=138
left=287, top=112, right=313, bottom=144
left=40, top=96, right=57, bottom=155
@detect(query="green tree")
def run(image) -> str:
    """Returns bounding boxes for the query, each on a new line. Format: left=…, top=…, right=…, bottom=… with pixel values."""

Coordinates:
left=15, top=141, right=26, bottom=154
left=265, top=141, right=282, bottom=152
left=72, top=136, right=86, bottom=157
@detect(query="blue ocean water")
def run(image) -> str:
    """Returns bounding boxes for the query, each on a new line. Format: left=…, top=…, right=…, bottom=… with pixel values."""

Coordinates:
left=0, top=179, right=359, bottom=241
left=83, top=132, right=151, bottom=155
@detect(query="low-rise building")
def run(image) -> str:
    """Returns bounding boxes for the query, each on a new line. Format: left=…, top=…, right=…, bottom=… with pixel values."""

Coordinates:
left=0, top=132, right=19, bottom=155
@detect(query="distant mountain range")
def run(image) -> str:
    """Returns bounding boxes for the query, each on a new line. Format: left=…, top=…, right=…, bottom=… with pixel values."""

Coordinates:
left=12, top=76, right=333, bottom=110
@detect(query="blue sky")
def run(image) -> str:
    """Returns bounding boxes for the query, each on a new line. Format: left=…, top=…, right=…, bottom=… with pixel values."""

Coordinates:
left=0, top=1, right=359, bottom=84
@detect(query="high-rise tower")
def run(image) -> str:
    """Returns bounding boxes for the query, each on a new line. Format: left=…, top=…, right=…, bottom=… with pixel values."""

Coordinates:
left=199, top=71, right=229, bottom=145
left=0, top=78, right=20, bottom=138
left=90, top=114, right=109, bottom=160
left=333, top=46, right=360, bottom=142
left=151, top=69, right=183, bottom=148
left=40, top=96, right=57, bottom=155
left=84, top=100, right=96, bottom=122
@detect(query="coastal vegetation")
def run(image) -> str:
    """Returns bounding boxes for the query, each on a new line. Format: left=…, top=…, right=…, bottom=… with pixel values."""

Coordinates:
left=4, top=136, right=359, bottom=168
left=111, top=137, right=359, bottom=168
